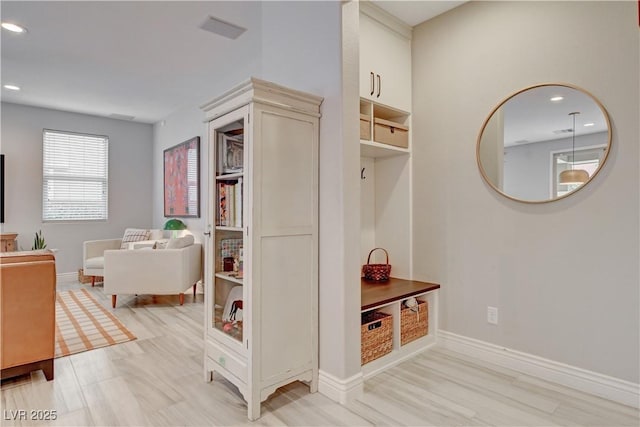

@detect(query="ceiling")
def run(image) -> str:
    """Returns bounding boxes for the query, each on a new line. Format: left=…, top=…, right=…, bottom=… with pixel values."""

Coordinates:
left=0, top=1, right=464, bottom=124
left=373, top=0, right=466, bottom=27
left=501, top=85, right=609, bottom=147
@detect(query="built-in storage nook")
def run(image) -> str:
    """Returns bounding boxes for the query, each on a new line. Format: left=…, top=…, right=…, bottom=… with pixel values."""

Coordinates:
left=202, top=78, right=322, bottom=420
left=361, top=278, right=440, bottom=378
left=359, top=3, right=441, bottom=378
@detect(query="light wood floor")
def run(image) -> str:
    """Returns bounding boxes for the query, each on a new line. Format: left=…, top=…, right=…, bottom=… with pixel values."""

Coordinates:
left=1, top=281, right=637, bottom=426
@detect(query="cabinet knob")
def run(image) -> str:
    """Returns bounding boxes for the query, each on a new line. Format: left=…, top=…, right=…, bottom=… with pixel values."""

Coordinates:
left=376, top=74, right=381, bottom=98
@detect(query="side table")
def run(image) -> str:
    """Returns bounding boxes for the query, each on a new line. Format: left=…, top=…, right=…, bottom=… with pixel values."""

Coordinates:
left=0, top=233, right=18, bottom=252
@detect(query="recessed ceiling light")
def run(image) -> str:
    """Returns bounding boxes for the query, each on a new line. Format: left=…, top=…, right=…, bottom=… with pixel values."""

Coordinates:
left=3, top=84, right=21, bottom=91
left=583, top=123, right=595, bottom=127
left=550, top=96, right=564, bottom=102
left=1, top=22, right=26, bottom=33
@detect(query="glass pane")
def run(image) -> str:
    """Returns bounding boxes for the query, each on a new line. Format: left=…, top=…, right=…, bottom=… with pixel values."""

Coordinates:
left=211, top=116, right=245, bottom=343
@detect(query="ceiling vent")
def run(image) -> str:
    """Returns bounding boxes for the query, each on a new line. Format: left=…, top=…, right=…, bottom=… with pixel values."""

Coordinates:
left=199, top=16, right=246, bottom=40
left=109, top=113, right=135, bottom=121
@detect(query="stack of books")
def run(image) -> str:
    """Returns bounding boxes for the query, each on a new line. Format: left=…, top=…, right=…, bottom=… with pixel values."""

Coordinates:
left=218, top=178, right=242, bottom=227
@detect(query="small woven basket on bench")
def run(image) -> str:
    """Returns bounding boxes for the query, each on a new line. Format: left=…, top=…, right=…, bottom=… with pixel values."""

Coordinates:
left=362, top=248, right=391, bottom=282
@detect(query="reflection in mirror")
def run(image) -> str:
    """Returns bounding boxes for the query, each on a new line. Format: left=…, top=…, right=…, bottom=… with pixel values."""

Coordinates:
left=477, top=84, right=611, bottom=203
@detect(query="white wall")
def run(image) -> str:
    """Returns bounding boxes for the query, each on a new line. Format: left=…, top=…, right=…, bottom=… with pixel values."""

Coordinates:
left=151, top=1, right=263, bottom=238
left=259, top=0, right=361, bottom=385
left=0, top=102, right=153, bottom=274
left=152, top=106, right=208, bottom=241
left=151, top=1, right=357, bottom=382
left=412, top=1, right=638, bottom=383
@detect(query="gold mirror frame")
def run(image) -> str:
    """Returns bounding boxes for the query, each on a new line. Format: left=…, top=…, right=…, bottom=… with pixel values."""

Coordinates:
left=476, top=83, right=612, bottom=204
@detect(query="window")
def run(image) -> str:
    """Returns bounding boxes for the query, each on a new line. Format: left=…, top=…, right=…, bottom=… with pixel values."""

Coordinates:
left=552, top=146, right=605, bottom=198
left=43, top=129, right=109, bottom=221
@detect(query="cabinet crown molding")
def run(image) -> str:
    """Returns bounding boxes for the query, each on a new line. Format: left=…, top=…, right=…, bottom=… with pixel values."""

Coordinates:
left=200, top=77, right=324, bottom=122
left=360, top=2, right=412, bottom=40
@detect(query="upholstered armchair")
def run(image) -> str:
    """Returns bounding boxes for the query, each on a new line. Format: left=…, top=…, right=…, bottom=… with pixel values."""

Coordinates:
left=103, top=235, right=202, bottom=308
left=83, top=229, right=164, bottom=286
left=83, top=238, right=121, bottom=286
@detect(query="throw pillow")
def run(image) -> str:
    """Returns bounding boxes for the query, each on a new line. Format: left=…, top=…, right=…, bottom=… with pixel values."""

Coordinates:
left=155, top=240, right=168, bottom=250
left=166, top=234, right=195, bottom=249
left=120, top=228, right=150, bottom=249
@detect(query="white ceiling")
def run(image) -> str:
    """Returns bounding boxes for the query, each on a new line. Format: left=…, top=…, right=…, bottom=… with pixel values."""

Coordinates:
left=502, top=85, right=609, bottom=147
left=373, top=0, right=466, bottom=27
left=1, top=1, right=263, bottom=123
left=1, top=1, right=465, bottom=124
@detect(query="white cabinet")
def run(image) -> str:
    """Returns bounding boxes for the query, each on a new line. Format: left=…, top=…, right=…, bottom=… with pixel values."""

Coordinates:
left=201, top=78, right=322, bottom=421
left=359, top=5, right=412, bottom=112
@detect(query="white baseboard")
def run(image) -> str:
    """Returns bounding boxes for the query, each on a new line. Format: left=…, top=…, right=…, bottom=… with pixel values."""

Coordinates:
left=438, top=330, right=639, bottom=409
left=318, top=370, right=363, bottom=404
left=56, top=272, right=78, bottom=283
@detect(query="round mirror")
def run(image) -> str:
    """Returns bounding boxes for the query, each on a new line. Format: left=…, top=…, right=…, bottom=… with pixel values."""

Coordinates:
left=477, top=83, right=611, bottom=203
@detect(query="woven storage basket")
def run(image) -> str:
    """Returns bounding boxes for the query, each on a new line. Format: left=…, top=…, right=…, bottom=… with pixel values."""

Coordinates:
left=361, top=311, right=392, bottom=365
left=400, top=299, right=428, bottom=345
left=362, top=248, right=391, bottom=282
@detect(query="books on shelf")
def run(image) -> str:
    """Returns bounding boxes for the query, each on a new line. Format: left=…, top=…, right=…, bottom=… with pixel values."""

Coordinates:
left=217, top=178, right=243, bottom=227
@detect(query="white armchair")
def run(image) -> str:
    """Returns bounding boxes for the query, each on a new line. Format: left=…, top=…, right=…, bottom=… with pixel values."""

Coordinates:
left=103, top=241, right=202, bottom=308
left=83, top=229, right=165, bottom=286
left=83, top=238, right=121, bottom=286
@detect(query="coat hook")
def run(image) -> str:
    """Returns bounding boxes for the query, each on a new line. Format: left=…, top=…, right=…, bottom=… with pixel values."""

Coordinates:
left=361, top=167, right=366, bottom=180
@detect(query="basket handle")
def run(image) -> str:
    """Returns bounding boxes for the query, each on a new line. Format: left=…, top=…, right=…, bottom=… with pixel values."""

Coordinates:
left=366, top=248, right=389, bottom=265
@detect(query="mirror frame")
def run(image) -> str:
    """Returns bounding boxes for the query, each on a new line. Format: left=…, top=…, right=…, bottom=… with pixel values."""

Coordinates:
left=476, top=83, right=612, bottom=204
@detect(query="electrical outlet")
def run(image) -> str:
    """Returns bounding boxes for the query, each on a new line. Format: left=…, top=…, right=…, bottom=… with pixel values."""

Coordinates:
left=487, top=306, right=498, bottom=325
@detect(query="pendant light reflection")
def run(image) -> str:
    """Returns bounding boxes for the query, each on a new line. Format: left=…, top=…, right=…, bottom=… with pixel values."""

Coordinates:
left=558, top=111, right=589, bottom=186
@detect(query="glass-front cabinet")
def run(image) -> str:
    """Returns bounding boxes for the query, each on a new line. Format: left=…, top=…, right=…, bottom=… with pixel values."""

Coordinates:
left=209, top=107, right=248, bottom=347
left=202, top=78, right=321, bottom=421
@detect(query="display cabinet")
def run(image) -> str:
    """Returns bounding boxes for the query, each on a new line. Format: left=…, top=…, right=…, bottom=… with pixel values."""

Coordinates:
left=201, top=78, right=322, bottom=420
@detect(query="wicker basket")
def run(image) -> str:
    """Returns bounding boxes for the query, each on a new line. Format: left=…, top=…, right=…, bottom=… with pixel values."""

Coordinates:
left=400, top=299, right=428, bottom=345
left=361, top=311, right=392, bottom=365
left=78, top=268, right=102, bottom=284
left=362, top=248, right=391, bottom=282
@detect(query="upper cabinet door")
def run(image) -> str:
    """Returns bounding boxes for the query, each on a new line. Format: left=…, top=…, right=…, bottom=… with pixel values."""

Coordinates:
left=359, top=12, right=412, bottom=112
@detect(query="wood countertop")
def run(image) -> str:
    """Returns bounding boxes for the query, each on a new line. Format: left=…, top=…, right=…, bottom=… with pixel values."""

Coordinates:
left=361, top=277, right=440, bottom=311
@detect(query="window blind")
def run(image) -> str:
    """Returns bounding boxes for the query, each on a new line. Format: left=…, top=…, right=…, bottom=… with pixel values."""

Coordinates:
left=43, top=129, right=109, bottom=221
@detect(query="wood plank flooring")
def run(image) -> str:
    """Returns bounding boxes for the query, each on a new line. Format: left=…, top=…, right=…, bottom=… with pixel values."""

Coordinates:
left=2, top=280, right=638, bottom=426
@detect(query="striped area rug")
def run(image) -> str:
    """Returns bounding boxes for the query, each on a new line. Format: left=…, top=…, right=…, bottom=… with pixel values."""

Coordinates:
left=55, top=288, right=136, bottom=358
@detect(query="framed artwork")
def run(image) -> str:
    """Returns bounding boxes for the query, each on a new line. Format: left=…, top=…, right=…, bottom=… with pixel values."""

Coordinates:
left=164, top=137, right=200, bottom=217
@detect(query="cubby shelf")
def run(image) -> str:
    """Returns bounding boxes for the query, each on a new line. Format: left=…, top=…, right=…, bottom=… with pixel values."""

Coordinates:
left=215, top=272, right=243, bottom=285
left=360, top=139, right=410, bottom=158
left=215, top=226, right=243, bottom=232
left=216, top=172, right=244, bottom=180
left=361, top=277, right=440, bottom=379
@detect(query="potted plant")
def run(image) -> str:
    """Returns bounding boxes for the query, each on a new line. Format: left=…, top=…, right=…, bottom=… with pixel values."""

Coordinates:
left=32, top=230, right=47, bottom=250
